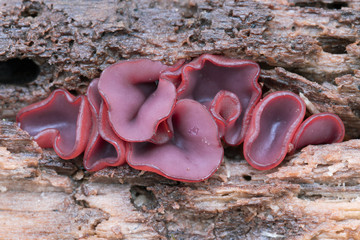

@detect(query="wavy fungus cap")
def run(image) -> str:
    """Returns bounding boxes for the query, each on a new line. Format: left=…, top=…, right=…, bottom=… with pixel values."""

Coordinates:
left=127, top=99, right=224, bottom=182
left=165, top=54, right=261, bottom=146
left=98, top=59, right=178, bottom=142
left=16, top=89, right=91, bottom=159
left=84, top=79, right=126, bottom=171
left=244, top=91, right=306, bottom=170
left=291, top=112, right=345, bottom=153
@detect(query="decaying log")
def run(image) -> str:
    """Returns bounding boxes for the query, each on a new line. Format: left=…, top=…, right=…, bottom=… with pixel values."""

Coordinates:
left=1, top=0, right=360, bottom=239
left=2, top=120, right=360, bottom=239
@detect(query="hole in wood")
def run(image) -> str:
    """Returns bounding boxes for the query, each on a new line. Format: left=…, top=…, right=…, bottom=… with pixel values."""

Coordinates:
left=21, top=0, right=43, bottom=18
left=0, top=58, right=40, bottom=84
left=317, top=36, right=352, bottom=54
left=243, top=175, right=252, bottom=181
left=326, top=2, right=348, bottom=9
left=294, top=1, right=348, bottom=9
left=68, top=90, right=78, bottom=96
left=130, top=185, right=158, bottom=210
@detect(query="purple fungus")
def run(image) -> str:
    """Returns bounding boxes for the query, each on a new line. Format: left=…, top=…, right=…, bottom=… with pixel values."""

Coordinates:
left=244, top=91, right=306, bottom=170
left=127, top=99, right=224, bottom=182
left=290, top=112, right=345, bottom=153
left=209, top=90, right=242, bottom=138
left=84, top=79, right=126, bottom=171
left=98, top=59, right=178, bottom=142
left=16, top=89, right=91, bottom=159
left=171, top=54, right=261, bottom=146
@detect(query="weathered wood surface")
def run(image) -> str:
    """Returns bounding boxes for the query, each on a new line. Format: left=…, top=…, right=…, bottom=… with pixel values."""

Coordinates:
left=0, top=0, right=360, bottom=239
left=2, top=121, right=360, bottom=239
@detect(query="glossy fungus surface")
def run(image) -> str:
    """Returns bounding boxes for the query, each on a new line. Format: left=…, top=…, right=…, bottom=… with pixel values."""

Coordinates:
left=127, top=99, right=224, bottom=182
left=84, top=79, right=126, bottom=171
left=16, top=89, right=91, bottom=159
left=209, top=90, right=241, bottom=138
left=244, top=91, right=306, bottom=170
left=98, top=59, right=177, bottom=142
left=291, top=112, right=345, bottom=152
left=176, top=54, right=261, bottom=145
left=159, top=62, right=184, bottom=92
left=148, top=120, right=173, bottom=144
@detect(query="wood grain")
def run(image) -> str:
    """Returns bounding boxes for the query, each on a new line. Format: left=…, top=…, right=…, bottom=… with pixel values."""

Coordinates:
left=0, top=0, right=360, bottom=239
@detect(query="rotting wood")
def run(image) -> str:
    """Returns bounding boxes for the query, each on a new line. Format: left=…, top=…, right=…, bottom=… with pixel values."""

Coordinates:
left=1, top=120, right=360, bottom=239
left=1, top=0, right=360, bottom=239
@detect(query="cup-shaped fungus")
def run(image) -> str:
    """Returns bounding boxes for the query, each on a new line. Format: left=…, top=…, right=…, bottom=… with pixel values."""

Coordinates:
left=16, top=89, right=91, bottom=159
left=84, top=79, right=126, bottom=171
left=290, top=112, right=345, bottom=153
left=244, top=91, right=306, bottom=170
left=209, top=90, right=242, bottom=138
left=171, top=54, right=261, bottom=146
left=127, top=99, right=224, bottom=182
left=98, top=59, right=178, bottom=142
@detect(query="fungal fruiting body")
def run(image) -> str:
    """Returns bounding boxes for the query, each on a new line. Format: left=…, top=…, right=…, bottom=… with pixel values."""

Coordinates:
left=243, top=91, right=306, bottom=170
left=166, top=54, right=262, bottom=146
left=290, top=112, right=345, bottom=153
left=16, top=55, right=345, bottom=182
left=16, top=89, right=91, bottom=159
left=97, top=59, right=177, bottom=142
left=209, top=90, right=242, bottom=138
left=84, top=78, right=126, bottom=172
left=127, top=99, right=224, bottom=182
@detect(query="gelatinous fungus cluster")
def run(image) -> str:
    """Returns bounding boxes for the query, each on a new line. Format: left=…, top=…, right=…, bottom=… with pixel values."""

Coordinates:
left=16, top=54, right=345, bottom=182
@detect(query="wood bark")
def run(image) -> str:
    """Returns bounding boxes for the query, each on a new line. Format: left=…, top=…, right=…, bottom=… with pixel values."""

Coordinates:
left=0, top=0, right=360, bottom=239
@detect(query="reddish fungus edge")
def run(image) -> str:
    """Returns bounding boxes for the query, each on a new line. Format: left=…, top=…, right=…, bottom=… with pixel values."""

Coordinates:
left=84, top=80, right=127, bottom=171
left=179, top=54, right=262, bottom=146
left=244, top=91, right=306, bottom=170
left=98, top=59, right=178, bottom=142
left=210, top=90, right=242, bottom=138
left=178, top=54, right=261, bottom=100
left=16, top=89, right=92, bottom=159
left=290, top=112, right=345, bottom=153
left=127, top=143, right=223, bottom=183
left=126, top=99, right=224, bottom=182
